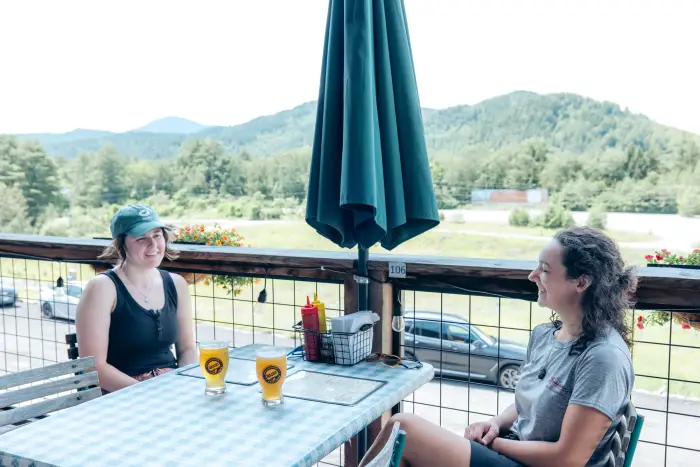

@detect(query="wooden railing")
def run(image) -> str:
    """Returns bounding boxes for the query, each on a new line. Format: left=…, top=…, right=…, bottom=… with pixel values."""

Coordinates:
left=2, top=233, right=699, bottom=309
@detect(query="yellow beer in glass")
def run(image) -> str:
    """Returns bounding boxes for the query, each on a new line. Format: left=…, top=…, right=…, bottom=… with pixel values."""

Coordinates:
left=199, top=341, right=229, bottom=395
left=255, top=346, right=287, bottom=406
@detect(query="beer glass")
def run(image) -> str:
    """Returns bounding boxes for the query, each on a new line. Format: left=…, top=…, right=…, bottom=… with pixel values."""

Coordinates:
left=198, top=341, right=230, bottom=395
left=255, top=346, right=287, bottom=406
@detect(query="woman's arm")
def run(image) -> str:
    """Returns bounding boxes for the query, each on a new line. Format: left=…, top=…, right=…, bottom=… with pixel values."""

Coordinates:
left=490, top=404, right=611, bottom=467
left=172, top=273, right=197, bottom=366
left=76, top=275, right=140, bottom=392
left=491, top=403, right=518, bottom=433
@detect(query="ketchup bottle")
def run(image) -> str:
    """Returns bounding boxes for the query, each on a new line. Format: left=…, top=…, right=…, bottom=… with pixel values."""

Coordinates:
left=301, top=296, right=320, bottom=361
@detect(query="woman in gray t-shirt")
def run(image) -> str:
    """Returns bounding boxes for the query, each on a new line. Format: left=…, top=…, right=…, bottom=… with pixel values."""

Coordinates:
left=359, top=226, right=637, bottom=467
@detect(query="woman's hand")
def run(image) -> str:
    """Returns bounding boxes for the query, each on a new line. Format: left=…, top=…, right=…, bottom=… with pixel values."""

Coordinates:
left=464, top=420, right=500, bottom=445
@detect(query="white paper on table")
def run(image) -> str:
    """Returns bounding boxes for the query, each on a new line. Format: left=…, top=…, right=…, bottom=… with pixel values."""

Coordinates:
left=281, top=370, right=386, bottom=405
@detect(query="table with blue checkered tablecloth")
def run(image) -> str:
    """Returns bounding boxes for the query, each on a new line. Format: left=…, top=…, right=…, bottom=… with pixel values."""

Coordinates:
left=0, top=344, right=434, bottom=467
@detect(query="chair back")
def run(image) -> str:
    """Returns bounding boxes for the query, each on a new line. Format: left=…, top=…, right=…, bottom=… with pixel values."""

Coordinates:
left=66, top=332, right=79, bottom=360
left=605, top=400, right=645, bottom=467
left=0, top=357, right=101, bottom=434
left=365, top=422, right=406, bottom=467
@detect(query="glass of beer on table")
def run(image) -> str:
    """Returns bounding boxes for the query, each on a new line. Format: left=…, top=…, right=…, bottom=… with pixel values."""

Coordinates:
left=199, top=340, right=230, bottom=396
left=256, top=346, right=287, bottom=406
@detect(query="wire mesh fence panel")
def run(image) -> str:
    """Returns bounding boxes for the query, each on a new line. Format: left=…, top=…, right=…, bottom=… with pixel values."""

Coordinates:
left=397, top=287, right=700, bottom=467
left=0, top=257, right=346, bottom=466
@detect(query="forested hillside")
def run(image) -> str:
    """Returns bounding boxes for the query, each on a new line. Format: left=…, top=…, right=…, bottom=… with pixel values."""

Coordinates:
left=2, top=91, right=700, bottom=237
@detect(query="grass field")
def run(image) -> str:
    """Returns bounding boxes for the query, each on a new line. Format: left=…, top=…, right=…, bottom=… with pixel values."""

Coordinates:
left=231, top=221, right=654, bottom=266
left=1, top=220, right=697, bottom=397
left=436, top=222, right=658, bottom=244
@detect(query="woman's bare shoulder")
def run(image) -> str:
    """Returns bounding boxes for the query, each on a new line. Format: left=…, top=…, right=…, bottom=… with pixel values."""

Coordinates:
left=80, top=274, right=118, bottom=310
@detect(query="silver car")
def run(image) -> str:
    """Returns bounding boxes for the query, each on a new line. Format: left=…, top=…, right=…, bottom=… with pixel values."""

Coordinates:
left=40, top=281, right=84, bottom=321
left=1, top=284, right=17, bottom=307
left=403, top=311, right=527, bottom=390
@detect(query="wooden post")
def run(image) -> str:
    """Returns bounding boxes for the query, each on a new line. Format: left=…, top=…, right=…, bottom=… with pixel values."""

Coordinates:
left=344, top=272, right=392, bottom=467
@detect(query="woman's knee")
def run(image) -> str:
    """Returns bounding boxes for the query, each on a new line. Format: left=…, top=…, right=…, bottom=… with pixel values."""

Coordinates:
left=389, top=412, right=420, bottom=433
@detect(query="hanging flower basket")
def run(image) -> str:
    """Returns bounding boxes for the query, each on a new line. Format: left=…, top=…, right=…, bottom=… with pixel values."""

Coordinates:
left=171, top=223, right=259, bottom=296
left=636, top=312, right=700, bottom=331
left=640, top=249, right=700, bottom=331
left=644, top=248, right=700, bottom=268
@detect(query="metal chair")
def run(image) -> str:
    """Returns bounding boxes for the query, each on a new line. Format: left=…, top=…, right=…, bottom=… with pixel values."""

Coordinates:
left=0, top=357, right=102, bottom=435
left=364, top=422, right=407, bottom=467
left=605, top=400, right=645, bottom=467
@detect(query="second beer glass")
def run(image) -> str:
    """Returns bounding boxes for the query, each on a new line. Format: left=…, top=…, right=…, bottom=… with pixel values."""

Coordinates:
left=255, top=346, right=287, bottom=406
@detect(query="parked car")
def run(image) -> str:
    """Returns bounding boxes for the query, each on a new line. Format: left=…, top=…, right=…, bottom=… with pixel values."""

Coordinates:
left=1, top=283, right=17, bottom=307
left=40, top=281, right=85, bottom=321
left=403, top=311, right=527, bottom=390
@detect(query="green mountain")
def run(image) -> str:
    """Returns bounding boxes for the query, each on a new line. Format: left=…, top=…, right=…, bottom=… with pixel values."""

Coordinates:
left=12, top=92, right=700, bottom=159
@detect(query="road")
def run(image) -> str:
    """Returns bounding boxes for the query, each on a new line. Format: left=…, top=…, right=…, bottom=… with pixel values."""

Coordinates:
left=1, top=300, right=697, bottom=466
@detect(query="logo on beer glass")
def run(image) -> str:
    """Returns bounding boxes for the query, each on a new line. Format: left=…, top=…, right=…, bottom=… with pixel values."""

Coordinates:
left=262, top=365, right=282, bottom=384
left=205, top=357, right=224, bottom=375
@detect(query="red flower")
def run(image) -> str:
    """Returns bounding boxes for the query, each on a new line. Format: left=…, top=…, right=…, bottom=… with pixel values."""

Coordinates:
left=656, top=254, right=663, bottom=261
left=637, top=320, right=645, bottom=330
left=681, top=321, right=691, bottom=330
left=645, top=255, right=653, bottom=261
left=661, top=249, right=669, bottom=255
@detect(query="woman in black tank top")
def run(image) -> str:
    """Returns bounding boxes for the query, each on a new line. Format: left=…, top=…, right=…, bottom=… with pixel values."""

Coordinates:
left=75, top=205, right=197, bottom=393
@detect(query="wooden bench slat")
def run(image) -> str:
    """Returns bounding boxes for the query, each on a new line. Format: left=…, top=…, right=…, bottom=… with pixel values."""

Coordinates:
left=0, top=387, right=101, bottom=427
left=0, top=372, right=98, bottom=409
left=0, top=357, right=94, bottom=390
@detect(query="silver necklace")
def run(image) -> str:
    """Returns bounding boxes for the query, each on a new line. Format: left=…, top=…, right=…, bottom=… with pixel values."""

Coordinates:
left=121, top=266, right=156, bottom=305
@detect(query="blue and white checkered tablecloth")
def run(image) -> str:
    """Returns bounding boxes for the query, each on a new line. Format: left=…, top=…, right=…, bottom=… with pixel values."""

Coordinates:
left=0, top=344, right=433, bottom=467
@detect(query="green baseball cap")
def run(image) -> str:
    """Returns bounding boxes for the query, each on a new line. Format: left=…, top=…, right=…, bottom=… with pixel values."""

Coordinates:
left=109, top=204, right=170, bottom=239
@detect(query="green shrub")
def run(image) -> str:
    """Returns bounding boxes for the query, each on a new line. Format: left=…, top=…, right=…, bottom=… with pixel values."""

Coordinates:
left=247, top=205, right=262, bottom=220
left=677, top=186, right=700, bottom=217
left=531, top=204, right=574, bottom=229
left=263, top=208, right=283, bottom=220
left=508, top=207, right=530, bottom=227
left=586, top=204, right=607, bottom=229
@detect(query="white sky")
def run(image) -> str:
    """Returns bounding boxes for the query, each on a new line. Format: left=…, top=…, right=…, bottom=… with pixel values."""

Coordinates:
left=0, top=0, right=698, bottom=135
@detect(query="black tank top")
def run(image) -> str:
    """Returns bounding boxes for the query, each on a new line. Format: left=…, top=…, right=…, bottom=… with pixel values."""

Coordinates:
left=102, top=269, right=179, bottom=377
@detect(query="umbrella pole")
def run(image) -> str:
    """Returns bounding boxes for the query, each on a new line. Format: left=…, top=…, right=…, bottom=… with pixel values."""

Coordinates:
left=356, top=247, right=370, bottom=459
left=357, top=246, right=369, bottom=311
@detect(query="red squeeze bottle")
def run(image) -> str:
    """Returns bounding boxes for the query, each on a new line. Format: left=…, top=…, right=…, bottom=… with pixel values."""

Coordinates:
left=301, top=296, right=321, bottom=362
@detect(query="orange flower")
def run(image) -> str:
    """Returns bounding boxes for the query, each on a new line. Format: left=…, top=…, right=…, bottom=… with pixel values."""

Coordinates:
left=222, top=235, right=228, bottom=241
left=200, top=226, right=205, bottom=232
left=206, top=241, right=212, bottom=246
left=216, top=240, right=222, bottom=246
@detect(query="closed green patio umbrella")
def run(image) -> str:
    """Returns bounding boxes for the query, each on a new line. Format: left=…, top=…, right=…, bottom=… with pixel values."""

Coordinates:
left=306, top=0, right=440, bottom=310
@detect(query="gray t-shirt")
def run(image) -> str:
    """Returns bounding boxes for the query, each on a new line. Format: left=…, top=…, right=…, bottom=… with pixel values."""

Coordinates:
left=511, top=323, right=634, bottom=466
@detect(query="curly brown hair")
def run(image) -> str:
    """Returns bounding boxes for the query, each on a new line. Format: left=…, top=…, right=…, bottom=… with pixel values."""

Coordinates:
left=552, top=226, right=637, bottom=354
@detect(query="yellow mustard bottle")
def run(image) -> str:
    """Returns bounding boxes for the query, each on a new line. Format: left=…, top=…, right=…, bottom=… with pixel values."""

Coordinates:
left=312, top=293, right=327, bottom=332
